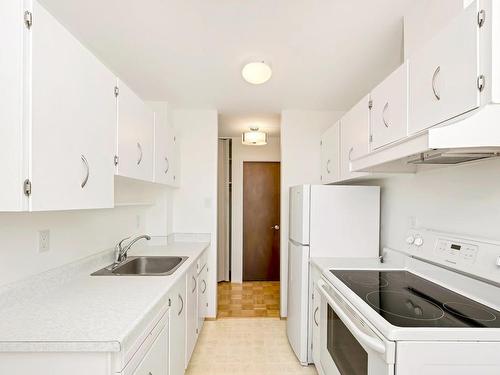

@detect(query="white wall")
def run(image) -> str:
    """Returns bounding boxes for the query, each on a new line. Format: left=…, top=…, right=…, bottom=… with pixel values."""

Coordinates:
left=279, top=110, right=343, bottom=316
left=172, top=109, right=218, bottom=318
left=368, top=159, right=500, bottom=253
left=230, top=137, right=281, bottom=283
left=403, top=0, right=465, bottom=59
left=0, top=205, right=148, bottom=286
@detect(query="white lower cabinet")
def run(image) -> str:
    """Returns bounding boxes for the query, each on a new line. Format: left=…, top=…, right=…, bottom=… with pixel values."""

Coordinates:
left=169, top=276, right=187, bottom=375
left=185, top=261, right=199, bottom=367
left=312, top=285, right=321, bottom=368
left=185, top=250, right=209, bottom=368
left=197, top=264, right=208, bottom=334
left=132, top=325, right=168, bottom=375
left=308, top=264, right=322, bottom=365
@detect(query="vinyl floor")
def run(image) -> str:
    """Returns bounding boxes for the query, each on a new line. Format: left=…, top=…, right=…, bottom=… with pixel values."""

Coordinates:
left=185, top=318, right=318, bottom=375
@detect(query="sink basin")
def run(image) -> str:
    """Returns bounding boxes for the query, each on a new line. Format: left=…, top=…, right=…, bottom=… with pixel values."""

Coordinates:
left=91, top=256, right=188, bottom=276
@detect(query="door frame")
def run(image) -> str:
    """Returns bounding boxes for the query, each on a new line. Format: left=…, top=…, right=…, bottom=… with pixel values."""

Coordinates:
left=229, top=138, right=281, bottom=285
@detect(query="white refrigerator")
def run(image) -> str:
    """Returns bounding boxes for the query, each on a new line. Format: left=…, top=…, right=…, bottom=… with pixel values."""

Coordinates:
left=286, top=184, right=380, bottom=364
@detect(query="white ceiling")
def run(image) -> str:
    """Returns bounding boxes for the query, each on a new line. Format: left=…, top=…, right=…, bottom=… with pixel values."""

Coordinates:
left=40, top=0, right=414, bottom=114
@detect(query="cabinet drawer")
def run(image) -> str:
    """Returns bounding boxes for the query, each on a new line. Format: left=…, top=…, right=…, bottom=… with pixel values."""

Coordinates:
left=408, top=1, right=480, bottom=135
left=370, top=63, right=408, bottom=150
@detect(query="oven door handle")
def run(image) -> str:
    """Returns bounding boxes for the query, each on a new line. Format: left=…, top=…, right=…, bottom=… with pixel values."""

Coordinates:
left=317, top=280, right=386, bottom=354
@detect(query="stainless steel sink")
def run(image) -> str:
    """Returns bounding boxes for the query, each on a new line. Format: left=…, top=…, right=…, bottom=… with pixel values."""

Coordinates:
left=91, top=256, right=188, bottom=276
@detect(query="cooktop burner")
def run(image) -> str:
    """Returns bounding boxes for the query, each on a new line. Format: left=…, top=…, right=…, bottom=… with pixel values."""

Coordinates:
left=330, top=270, right=500, bottom=328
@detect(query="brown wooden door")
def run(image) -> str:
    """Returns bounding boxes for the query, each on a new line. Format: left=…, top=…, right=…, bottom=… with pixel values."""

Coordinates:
left=243, top=162, right=280, bottom=281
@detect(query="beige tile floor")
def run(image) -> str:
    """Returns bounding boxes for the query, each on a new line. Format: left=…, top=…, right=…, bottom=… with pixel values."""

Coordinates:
left=186, top=318, right=318, bottom=375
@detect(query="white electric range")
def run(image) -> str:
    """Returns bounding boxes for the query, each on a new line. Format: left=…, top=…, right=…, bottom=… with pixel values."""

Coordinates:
left=314, top=228, right=500, bottom=375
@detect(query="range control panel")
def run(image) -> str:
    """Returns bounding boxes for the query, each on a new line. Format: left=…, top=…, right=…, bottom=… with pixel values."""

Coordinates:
left=435, top=239, right=478, bottom=264
left=404, top=229, right=500, bottom=284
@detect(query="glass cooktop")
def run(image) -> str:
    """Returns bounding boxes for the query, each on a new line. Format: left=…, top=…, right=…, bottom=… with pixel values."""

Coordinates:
left=330, top=270, right=500, bottom=328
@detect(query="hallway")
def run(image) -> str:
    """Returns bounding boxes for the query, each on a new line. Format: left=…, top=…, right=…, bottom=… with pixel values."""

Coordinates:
left=217, top=281, right=280, bottom=318
left=185, top=318, right=318, bottom=375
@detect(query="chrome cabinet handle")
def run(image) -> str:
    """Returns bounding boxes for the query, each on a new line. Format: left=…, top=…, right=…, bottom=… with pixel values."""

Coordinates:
left=326, top=159, right=331, bottom=174
left=137, top=142, right=143, bottom=165
left=164, top=157, right=170, bottom=174
left=432, top=66, right=441, bottom=101
left=201, top=279, right=206, bottom=294
left=382, top=102, right=390, bottom=128
left=81, top=154, right=89, bottom=188
left=271, top=225, right=280, bottom=230
left=348, top=147, right=354, bottom=161
left=178, top=293, right=184, bottom=316
left=314, top=306, right=319, bottom=327
left=192, top=276, right=197, bottom=293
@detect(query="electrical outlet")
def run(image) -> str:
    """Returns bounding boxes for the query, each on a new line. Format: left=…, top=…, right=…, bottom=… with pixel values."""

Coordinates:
left=38, top=230, right=50, bottom=253
left=136, top=215, right=141, bottom=229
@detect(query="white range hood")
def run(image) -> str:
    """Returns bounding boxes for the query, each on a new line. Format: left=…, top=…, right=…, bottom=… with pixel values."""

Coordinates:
left=351, top=104, right=500, bottom=173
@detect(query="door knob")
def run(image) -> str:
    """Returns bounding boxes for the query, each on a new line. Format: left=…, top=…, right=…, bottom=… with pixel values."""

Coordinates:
left=271, top=225, right=280, bottom=230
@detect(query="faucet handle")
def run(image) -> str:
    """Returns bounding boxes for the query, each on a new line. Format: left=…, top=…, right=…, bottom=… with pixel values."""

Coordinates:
left=116, top=236, right=131, bottom=251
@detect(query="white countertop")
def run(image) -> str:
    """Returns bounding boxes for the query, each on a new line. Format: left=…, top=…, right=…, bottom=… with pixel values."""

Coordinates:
left=0, top=241, right=209, bottom=353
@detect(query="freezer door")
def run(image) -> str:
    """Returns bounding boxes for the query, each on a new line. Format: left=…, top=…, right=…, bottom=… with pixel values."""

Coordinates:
left=286, top=240, right=310, bottom=365
left=289, top=185, right=310, bottom=245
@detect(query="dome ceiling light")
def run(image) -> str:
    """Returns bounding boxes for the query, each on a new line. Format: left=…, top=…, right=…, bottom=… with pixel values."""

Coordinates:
left=241, top=61, right=272, bottom=85
left=242, top=127, right=268, bottom=146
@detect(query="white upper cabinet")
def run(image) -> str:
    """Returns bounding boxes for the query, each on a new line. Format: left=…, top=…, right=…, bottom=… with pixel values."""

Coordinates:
left=116, top=79, right=154, bottom=182
left=370, top=63, right=408, bottom=150
left=0, top=0, right=25, bottom=211
left=320, top=121, right=340, bottom=184
left=30, top=1, right=116, bottom=211
left=149, top=102, right=179, bottom=186
left=408, top=1, right=480, bottom=135
left=340, top=95, right=370, bottom=181
left=0, top=0, right=116, bottom=212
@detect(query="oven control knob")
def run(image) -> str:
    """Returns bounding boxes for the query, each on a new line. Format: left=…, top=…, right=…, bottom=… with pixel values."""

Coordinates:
left=414, top=237, right=424, bottom=247
left=406, top=235, right=415, bottom=245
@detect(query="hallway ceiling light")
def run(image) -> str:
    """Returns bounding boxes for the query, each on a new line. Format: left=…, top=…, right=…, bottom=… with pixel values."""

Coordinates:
left=242, top=127, right=268, bottom=146
left=241, top=61, right=272, bottom=85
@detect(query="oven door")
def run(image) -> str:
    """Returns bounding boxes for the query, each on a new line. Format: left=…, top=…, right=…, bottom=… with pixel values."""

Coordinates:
left=317, top=279, right=395, bottom=375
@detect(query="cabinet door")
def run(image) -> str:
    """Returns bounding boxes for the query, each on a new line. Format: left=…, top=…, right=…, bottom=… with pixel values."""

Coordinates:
left=151, top=102, right=177, bottom=186
left=30, top=0, right=116, bottom=211
left=116, top=79, right=154, bottom=182
left=320, top=121, right=340, bottom=184
left=370, top=63, right=408, bottom=150
left=0, top=0, right=26, bottom=211
left=408, top=1, right=480, bottom=135
left=312, top=285, right=321, bottom=366
left=197, top=265, right=208, bottom=334
left=185, top=264, right=198, bottom=368
left=308, top=264, right=321, bottom=363
left=133, top=325, right=168, bottom=375
left=171, top=133, right=180, bottom=187
left=169, top=277, right=186, bottom=375
left=340, top=95, right=370, bottom=181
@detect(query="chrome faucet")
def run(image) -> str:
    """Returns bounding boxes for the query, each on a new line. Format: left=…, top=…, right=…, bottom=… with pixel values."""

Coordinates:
left=114, top=235, right=151, bottom=266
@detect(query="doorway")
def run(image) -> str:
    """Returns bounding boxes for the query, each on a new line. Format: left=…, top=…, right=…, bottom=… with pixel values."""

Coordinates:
left=243, top=162, right=280, bottom=281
